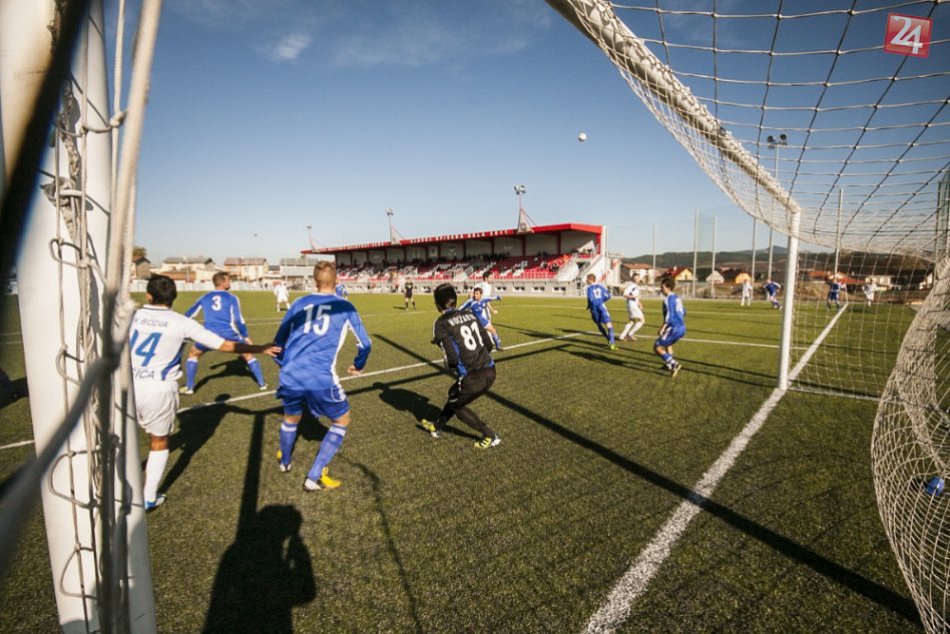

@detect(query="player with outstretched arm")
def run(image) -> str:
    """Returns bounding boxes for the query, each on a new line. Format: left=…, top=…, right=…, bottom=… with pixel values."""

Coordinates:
left=130, top=275, right=279, bottom=511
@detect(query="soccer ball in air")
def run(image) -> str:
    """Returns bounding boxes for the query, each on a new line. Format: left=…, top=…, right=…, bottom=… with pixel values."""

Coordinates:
left=578, top=132, right=587, bottom=142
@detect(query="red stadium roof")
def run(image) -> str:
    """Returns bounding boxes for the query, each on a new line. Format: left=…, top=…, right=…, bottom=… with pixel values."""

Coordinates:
left=303, top=222, right=603, bottom=255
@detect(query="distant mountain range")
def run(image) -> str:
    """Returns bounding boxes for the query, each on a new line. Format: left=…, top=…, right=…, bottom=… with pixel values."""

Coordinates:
left=625, top=247, right=789, bottom=270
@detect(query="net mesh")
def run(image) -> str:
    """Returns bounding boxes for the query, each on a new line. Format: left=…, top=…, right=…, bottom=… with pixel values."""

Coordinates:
left=547, top=0, right=949, bottom=630
left=547, top=0, right=948, bottom=260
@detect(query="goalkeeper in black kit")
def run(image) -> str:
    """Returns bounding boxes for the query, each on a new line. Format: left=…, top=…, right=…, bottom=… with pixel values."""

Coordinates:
left=421, top=283, right=501, bottom=449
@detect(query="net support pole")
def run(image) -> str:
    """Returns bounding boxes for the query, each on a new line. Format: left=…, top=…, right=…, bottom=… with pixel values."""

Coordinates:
left=778, top=211, right=801, bottom=390
left=692, top=209, right=699, bottom=298
left=751, top=219, right=757, bottom=283
left=711, top=216, right=717, bottom=298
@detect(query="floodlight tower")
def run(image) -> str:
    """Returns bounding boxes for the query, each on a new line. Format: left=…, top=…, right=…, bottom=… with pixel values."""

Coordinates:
left=766, top=133, right=788, bottom=280
left=386, top=208, right=404, bottom=244
left=514, top=184, right=534, bottom=233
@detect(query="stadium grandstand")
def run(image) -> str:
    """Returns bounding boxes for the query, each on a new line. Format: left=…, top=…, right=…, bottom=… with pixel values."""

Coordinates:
left=302, top=222, right=613, bottom=295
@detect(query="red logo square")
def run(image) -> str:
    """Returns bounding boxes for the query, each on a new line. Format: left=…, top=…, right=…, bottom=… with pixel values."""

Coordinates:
left=884, top=13, right=932, bottom=58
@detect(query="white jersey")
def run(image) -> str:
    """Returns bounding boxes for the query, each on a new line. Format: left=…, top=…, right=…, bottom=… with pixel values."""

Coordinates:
left=741, top=281, right=753, bottom=297
left=275, top=284, right=290, bottom=302
left=129, top=305, right=225, bottom=385
left=478, top=281, right=493, bottom=297
left=622, top=282, right=641, bottom=308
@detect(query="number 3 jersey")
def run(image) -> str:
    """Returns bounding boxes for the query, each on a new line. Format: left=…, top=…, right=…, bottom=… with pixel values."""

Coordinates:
left=273, top=293, right=372, bottom=390
left=432, top=308, right=494, bottom=376
left=129, top=305, right=225, bottom=384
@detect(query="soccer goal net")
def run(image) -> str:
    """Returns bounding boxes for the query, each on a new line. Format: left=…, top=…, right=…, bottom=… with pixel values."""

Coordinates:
left=547, top=0, right=948, bottom=630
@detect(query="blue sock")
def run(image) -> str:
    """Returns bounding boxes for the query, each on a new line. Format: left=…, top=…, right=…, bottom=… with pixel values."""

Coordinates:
left=278, top=420, right=298, bottom=466
left=597, top=323, right=608, bottom=339
left=308, top=424, right=347, bottom=482
left=607, top=326, right=615, bottom=344
left=247, top=358, right=265, bottom=386
left=492, top=333, right=502, bottom=348
left=661, top=353, right=673, bottom=365
left=185, top=359, right=198, bottom=389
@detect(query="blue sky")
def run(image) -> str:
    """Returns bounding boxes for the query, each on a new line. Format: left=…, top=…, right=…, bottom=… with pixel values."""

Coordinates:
left=117, top=0, right=778, bottom=265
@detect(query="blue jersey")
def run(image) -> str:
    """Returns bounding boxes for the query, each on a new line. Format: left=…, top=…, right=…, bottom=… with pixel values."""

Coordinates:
left=335, top=283, right=348, bottom=298
left=184, top=290, right=249, bottom=340
left=662, top=293, right=686, bottom=330
left=828, top=282, right=842, bottom=298
left=586, top=284, right=611, bottom=310
left=274, top=293, right=371, bottom=391
left=460, top=296, right=495, bottom=327
left=764, top=282, right=781, bottom=296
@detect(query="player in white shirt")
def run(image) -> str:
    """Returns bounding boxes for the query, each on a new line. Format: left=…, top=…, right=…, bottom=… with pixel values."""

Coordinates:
left=477, top=270, right=498, bottom=315
left=863, top=279, right=877, bottom=307
left=619, top=273, right=646, bottom=341
left=739, top=279, right=753, bottom=306
left=274, top=281, right=291, bottom=312
left=130, top=275, right=279, bottom=510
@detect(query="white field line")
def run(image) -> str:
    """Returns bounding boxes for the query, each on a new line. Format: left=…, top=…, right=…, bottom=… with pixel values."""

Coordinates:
left=584, top=305, right=848, bottom=633
left=0, top=439, right=35, bottom=451
left=174, top=331, right=587, bottom=414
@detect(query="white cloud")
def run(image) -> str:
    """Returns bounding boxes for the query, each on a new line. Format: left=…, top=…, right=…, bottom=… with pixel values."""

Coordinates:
left=270, top=33, right=312, bottom=61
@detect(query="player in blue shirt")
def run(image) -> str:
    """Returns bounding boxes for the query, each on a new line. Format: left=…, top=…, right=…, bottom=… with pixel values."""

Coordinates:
left=274, top=261, right=372, bottom=492
left=826, top=278, right=844, bottom=310
left=654, top=277, right=686, bottom=377
left=461, top=286, right=503, bottom=350
left=335, top=282, right=348, bottom=298
left=763, top=278, right=782, bottom=310
left=585, top=273, right=616, bottom=349
left=181, top=272, right=267, bottom=394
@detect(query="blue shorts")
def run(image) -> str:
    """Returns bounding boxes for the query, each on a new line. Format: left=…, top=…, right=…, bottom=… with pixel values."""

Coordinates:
left=589, top=306, right=611, bottom=325
left=655, top=326, right=685, bottom=348
left=194, top=330, right=244, bottom=353
left=278, top=385, right=350, bottom=421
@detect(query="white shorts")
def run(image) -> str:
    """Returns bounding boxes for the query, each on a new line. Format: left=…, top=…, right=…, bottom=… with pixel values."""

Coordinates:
left=134, top=381, right=179, bottom=437
left=627, top=304, right=644, bottom=320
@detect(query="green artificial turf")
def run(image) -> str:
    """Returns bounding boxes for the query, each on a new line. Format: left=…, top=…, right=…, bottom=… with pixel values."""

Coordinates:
left=0, top=291, right=922, bottom=632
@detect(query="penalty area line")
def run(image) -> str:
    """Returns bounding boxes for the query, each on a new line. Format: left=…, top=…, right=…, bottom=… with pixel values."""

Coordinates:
left=584, top=306, right=848, bottom=633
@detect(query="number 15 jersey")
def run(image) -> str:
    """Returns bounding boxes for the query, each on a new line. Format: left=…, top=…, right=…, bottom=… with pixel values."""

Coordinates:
left=432, top=308, right=494, bottom=376
left=274, top=293, right=372, bottom=390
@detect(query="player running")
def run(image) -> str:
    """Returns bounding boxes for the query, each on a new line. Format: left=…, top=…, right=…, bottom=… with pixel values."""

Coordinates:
left=181, top=272, right=267, bottom=394
left=619, top=273, right=645, bottom=341
left=739, top=279, right=753, bottom=306
left=131, top=275, right=278, bottom=511
left=585, top=273, right=616, bottom=349
left=763, top=278, right=782, bottom=309
left=863, top=279, right=877, bottom=307
left=461, top=286, right=503, bottom=350
left=274, top=280, right=291, bottom=312
left=826, top=277, right=844, bottom=310
left=654, top=277, right=686, bottom=377
left=421, top=283, right=501, bottom=449
left=273, top=262, right=372, bottom=492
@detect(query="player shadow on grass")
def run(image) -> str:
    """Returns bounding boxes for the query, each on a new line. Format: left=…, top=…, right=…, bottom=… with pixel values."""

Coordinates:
left=563, top=339, right=776, bottom=387
left=0, top=376, right=27, bottom=409
left=192, top=357, right=259, bottom=394
left=372, top=381, right=479, bottom=440
left=203, top=504, right=315, bottom=634
left=159, top=399, right=231, bottom=492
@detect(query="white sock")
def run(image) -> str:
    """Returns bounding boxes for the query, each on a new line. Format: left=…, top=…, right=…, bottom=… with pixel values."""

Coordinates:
left=620, top=323, right=633, bottom=339
left=631, top=320, right=644, bottom=335
left=144, top=449, right=169, bottom=502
